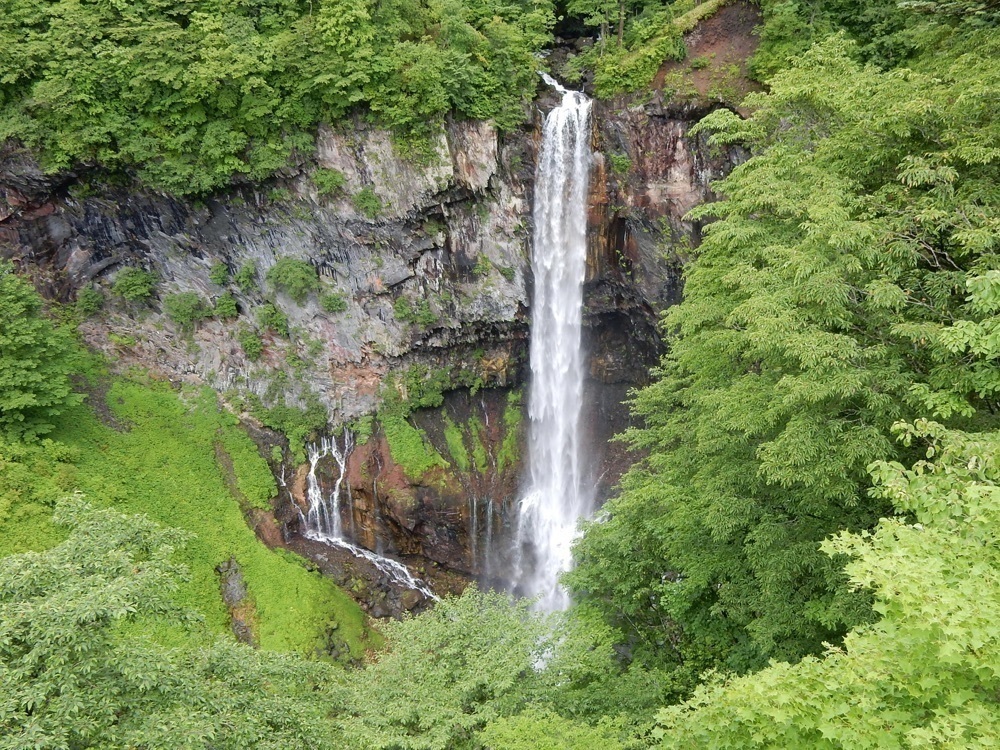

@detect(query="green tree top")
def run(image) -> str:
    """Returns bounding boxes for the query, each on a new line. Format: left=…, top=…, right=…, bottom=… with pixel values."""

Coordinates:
left=569, top=23, right=1000, bottom=676
left=0, top=0, right=553, bottom=193
left=655, top=421, right=1000, bottom=748
left=0, top=264, right=82, bottom=440
left=339, top=588, right=546, bottom=750
left=0, top=495, right=345, bottom=749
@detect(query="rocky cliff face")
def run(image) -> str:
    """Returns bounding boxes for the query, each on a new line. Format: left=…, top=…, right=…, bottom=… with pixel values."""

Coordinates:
left=0, top=92, right=744, bottom=615
left=1, top=119, right=529, bottom=415
left=582, top=97, right=746, bottom=501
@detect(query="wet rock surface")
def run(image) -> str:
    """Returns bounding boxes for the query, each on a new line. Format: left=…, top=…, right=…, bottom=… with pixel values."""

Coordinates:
left=216, top=558, right=257, bottom=646
left=581, top=97, right=747, bottom=500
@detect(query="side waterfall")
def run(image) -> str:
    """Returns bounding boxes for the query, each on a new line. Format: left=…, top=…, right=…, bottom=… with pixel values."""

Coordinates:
left=300, top=434, right=437, bottom=600
left=515, top=76, right=593, bottom=611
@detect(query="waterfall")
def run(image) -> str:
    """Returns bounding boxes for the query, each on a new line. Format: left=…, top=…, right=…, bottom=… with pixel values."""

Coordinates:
left=514, top=77, right=593, bottom=611
left=300, top=433, right=437, bottom=600
left=303, top=434, right=351, bottom=538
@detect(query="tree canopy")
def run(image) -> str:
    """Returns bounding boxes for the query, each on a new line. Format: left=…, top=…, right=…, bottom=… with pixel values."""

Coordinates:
left=0, top=264, right=81, bottom=440
left=654, top=422, right=1000, bottom=748
left=568, top=6, right=1000, bottom=681
left=0, top=0, right=552, bottom=193
left=0, top=496, right=344, bottom=749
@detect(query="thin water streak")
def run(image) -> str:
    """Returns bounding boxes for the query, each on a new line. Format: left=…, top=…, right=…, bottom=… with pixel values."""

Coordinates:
left=299, top=433, right=437, bottom=600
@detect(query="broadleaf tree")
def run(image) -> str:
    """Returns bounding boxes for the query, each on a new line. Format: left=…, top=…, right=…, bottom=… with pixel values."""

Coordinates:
left=654, top=421, right=1000, bottom=748
left=0, top=264, right=82, bottom=440
left=0, top=495, right=345, bottom=749
left=568, top=17, right=1000, bottom=679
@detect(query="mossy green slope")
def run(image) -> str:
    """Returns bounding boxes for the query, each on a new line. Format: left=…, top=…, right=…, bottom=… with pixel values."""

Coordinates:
left=0, top=371, right=372, bottom=656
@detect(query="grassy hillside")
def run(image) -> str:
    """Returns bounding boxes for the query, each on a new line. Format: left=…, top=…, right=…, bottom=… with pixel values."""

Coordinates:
left=0, top=364, right=374, bottom=655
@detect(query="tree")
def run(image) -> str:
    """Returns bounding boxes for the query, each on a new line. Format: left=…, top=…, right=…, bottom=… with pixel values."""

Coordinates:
left=338, top=588, right=545, bottom=750
left=654, top=422, right=1000, bottom=748
left=0, top=495, right=344, bottom=749
left=0, top=264, right=81, bottom=440
left=566, top=0, right=622, bottom=49
left=569, top=21, right=1000, bottom=675
left=479, top=708, right=623, bottom=750
left=0, top=0, right=553, bottom=193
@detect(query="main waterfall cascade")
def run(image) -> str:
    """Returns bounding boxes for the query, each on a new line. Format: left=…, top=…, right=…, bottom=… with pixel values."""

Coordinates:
left=513, top=76, right=594, bottom=611
left=300, top=433, right=437, bottom=600
left=299, top=77, right=593, bottom=610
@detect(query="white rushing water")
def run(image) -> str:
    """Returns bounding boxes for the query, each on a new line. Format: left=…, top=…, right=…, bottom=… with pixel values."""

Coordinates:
left=300, top=434, right=437, bottom=600
left=515, top=78, right=593, bottom=611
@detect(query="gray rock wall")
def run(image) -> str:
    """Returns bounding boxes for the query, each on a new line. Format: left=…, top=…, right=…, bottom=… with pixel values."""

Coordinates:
left=1, top=121, right=530, bottom=422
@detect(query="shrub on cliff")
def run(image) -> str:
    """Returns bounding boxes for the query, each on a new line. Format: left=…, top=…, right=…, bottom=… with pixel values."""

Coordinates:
left=351, top=187, right=383, bottom=219
left=75, top=285, right=104, bottom=316
left=320, top=291, right=348, bottom=313
left=214, top=291, right=239, bottom=320
left=238, top=327, right=264, bottom=361
left=256, top=303, right=289, bottom=336
left=112, top=267, right=157, bottom=303
left=163, top=291, right=210, bottom=330
left=267, top=258, right=318, bottom=304
left=0, top=264, right=82, bottom=440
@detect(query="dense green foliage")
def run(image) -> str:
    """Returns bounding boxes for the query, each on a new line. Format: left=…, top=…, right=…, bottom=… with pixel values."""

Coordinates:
left=112, top=267, right=157, bottom=302
left=0, top=498, right=347, bottom=749
left=321, top=291, right=349, bottom=313
left=5, top=2, right=1000, bottom=748
left=163, top=291, right=210, bottom=330
left=566, top=0, right=954, bottom=98
left=266, top=258, right=319, bottom=304
left=0, top=518, right=629, bottom=750
left=0, top=264, right=81, bottom=440
left=337, top=590, right=544, bottom=749
left=655, top=422, right=1000, bottom=748
left=564, top=0, right=735, bottom=97
left=569, top=0, right=1000, bottom=702
left=214, top=291, right=239, bottom=320
left=0, top=0, right=553, bottom=193
left=13, top=441, right=1000, bottom=747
